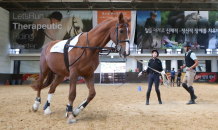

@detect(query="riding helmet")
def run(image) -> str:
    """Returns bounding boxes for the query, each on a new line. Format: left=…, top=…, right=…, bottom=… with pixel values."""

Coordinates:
left=150, top=11, right=157, bottom=17
left=183, top=42, right=192, bottom=47
left=50, top=11, right=63, bottom=21
left=152, top=49, right=159, bottom=57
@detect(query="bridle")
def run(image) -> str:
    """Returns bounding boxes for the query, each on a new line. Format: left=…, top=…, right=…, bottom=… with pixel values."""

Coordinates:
left=69, top=17, right=80, bottom=36
left=64, top=22, right=130, bottom=70
left=110, top=22, right=130, bottom=56
left=67, top=22, right=130, bottom=56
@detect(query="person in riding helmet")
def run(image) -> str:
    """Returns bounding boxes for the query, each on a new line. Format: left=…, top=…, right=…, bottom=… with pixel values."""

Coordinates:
left=32, top=11, right=63, bottom=41
left=16, top=11, right=63, bottom=49
left=138, top=11, right=158, bottom=49
left=138, top=49, right=163, bottom=105
left=180, top=42, right=198, bottom=104
left=144, top=11, right=157, bottom=28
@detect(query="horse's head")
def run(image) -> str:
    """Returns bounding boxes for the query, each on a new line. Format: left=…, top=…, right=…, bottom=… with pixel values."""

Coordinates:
left=69, top=15, right=83, bottom=36
left=110, top=13, right=131, bottom=58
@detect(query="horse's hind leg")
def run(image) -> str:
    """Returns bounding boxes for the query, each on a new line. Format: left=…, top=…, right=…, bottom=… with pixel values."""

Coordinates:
left=43, top=74, right=64, bottom=116
left=73, top=74, right=96, bottom=117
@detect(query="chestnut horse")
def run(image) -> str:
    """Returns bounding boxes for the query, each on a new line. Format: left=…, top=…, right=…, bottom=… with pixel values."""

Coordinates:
left=31, top=13, right=131, bottom=124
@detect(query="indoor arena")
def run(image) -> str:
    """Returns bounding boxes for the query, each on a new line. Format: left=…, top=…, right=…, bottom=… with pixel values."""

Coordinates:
left=0, top=0, right=218, bottom=129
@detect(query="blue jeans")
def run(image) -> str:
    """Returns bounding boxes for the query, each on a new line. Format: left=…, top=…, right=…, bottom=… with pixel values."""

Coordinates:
left=177, top=77, right=181, bottom=86
left=171, top=76, right=175, bottom=86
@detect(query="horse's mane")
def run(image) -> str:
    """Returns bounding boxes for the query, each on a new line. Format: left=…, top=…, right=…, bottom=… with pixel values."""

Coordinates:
left=90, top=18, right=117, bottom=32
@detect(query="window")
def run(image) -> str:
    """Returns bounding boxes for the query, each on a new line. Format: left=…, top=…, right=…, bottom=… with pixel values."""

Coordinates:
left=196, top=60, right=206, bottom=72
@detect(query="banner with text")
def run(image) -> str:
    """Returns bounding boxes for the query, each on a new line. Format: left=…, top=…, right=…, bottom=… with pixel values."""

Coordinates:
left=136, top=11, right=218, bottom=49
left=10, top=11, right=92, bottom=49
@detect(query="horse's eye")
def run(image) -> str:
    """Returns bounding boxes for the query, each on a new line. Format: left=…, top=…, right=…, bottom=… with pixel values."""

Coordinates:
left=119, top=30, right=124, bottom=34
left=76, top=26, right=80, bottom=30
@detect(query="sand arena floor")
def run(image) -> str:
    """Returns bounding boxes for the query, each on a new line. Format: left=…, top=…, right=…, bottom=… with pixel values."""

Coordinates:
left=0, top=83, right=218, bottom=130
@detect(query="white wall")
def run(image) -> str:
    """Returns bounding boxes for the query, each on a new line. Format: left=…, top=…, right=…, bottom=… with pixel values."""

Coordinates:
left=0, top=7, right=11, bottom=73
left=126, top=57, right=137, bottom=72
left=20, top=61, right=40, bottom=74
left=211, top=57, right=218, bottom=72
left=171, top=58, right=178, bottom=72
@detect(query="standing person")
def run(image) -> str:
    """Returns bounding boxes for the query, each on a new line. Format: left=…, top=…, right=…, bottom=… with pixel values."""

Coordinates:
left=177, top=69, right=181, bottom=87
left=180, top=42, right=198, bottom=104
left=171, top=68, right=175, bottom=87
left=138, top=49, right=163, bottom=105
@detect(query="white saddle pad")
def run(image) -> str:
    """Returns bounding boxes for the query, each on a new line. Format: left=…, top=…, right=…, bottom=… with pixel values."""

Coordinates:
left=50, top=33, right=83, bottom=53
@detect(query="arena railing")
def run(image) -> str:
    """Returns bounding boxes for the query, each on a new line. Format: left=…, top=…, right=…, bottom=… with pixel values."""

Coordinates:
left=9, top=48, right=218, bottom=55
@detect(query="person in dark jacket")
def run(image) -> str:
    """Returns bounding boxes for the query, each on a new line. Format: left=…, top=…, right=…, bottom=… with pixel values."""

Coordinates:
left=171, top=68, right=175, bottom=87
left=180, top=42, right=199, bottom=104
left=138, top=49, right=163, bottom=105
left=176, top=69, right=181, bottom=87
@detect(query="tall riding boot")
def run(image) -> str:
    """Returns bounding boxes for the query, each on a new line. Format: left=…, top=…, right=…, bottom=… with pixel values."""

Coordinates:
left=186, top=86, right=195, bottom=105
left=146, top=91, right=150, bottom=105
left=156, top=90, right=162, bottom=104
left=182, top=83, right=197, bottom=99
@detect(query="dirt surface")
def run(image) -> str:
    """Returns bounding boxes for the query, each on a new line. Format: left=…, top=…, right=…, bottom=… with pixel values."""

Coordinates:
left=0, top=83, right=218, bottom=130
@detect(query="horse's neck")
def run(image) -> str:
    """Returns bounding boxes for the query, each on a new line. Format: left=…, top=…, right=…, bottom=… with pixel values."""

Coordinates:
left=88, top=19, right=116, bottom=48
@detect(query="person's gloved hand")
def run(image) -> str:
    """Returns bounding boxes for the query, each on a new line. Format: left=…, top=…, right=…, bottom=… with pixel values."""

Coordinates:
left=138, top=71, right=143, bottom=77
left=161, top=71, right=165, bottom=75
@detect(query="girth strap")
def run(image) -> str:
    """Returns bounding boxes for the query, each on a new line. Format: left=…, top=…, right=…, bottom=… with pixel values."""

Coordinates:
left=64, top=35, right=77, bottom=72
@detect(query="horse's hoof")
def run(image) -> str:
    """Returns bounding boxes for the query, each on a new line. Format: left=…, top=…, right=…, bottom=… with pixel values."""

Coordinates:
left=44, top=107, right=51, bottom=116
left=67, top=119, right=76, bottom=124
left=32, top=104, right=39, bottom=112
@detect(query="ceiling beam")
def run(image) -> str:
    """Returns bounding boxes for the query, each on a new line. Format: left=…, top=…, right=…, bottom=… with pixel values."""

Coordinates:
left=1, top=0, right=218, bottom=3
left=11, top=0, right=26, bottom=9
left=5, top=7, right=218, bottom=11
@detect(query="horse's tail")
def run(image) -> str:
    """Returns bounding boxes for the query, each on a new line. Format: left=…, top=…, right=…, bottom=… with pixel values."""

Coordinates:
left=42, top=70, right=55, bottom=89
left=31, top=70, right=55, bottom=91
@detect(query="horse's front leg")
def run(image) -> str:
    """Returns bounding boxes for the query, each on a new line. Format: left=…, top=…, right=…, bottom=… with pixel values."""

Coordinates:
left=66, top=73, right=78, bottom=124
left=73, top=74, right=96, bottom=117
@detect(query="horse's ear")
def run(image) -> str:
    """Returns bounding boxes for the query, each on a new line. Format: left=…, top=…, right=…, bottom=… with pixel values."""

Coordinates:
left=118, top=13, right=124, bottom=24
left=79, top=15, right=81, bottom=18
left=73, top=15, right=75, bottom=20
